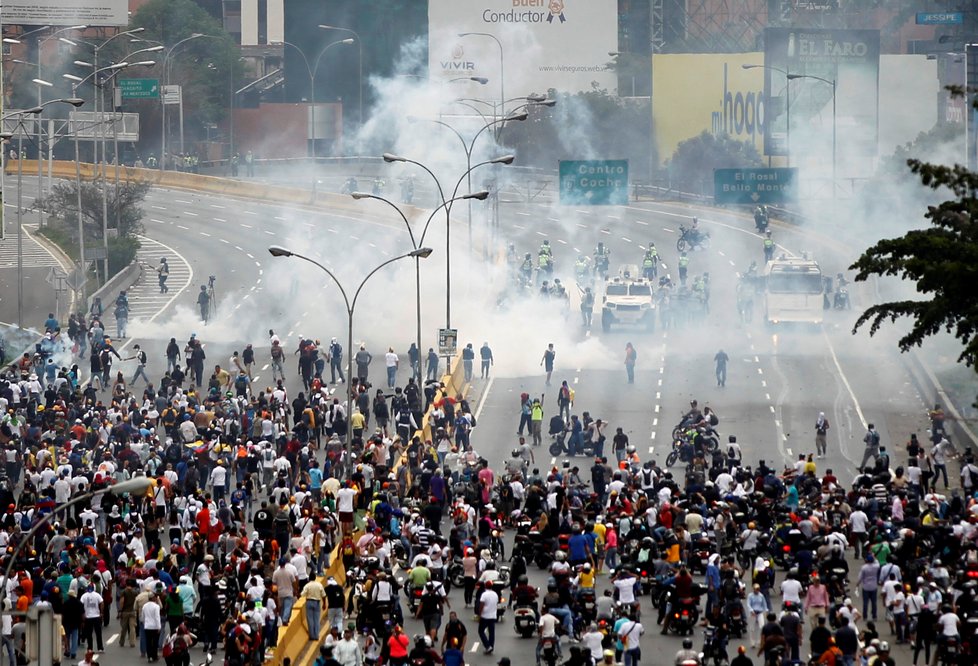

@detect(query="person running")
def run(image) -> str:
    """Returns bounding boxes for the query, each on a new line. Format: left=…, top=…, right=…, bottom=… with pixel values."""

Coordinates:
left=714, top=349, right=729, bottom=387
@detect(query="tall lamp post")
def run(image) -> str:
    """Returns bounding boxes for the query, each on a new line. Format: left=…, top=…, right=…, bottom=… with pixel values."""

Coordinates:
left=382, top=152, right=515, bottom=332
left=458, top=32, right=504, bottom=114
left=158, top=33, right=221, bottom=167
left=743, top=63, right=791, bottom=167
left=6, top=97, right=84, bottom=328
left=350, top=190, right=489, bottom=380
left=318, top=25, right=363, bottom=140
left=268, top=245, right=433, bottom=476
left=275, top=38, right=354, bottom=158
left=787, top=73, right=836, bottom=198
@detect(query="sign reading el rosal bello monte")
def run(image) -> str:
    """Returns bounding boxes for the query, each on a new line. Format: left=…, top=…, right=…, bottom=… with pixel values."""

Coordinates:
left=714, top=167, right=798, bottom=205
left=2, top=0, right=127, bottom=26
left=559, top=160, right=629, bottom=205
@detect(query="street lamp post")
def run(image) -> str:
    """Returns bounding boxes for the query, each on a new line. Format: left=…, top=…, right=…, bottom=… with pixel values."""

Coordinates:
left=458, top=32, right=504, bottom=115
left=383, top=151, right=515, bottom=333
left=158, top=33, right=221, bottom=167
left=268, top=245, right=433, bottom=477
left=787, top=73, right=836, bottom=198
left=408, top=112, right=526, bottom=257
left=5, top=98, right=84, bottom=328
left=318, top=25, right=363, bottom=142
left=276, top=38, right=354, bottom=158
left=350, top=191, right=488, bottom=381
left=743, top=63, right=791, bottom=167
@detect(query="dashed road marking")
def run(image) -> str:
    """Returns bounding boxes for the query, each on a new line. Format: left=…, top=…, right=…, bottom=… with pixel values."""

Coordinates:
left=182, top=211, right=198, bottom=216
left=243, top=210, right=257, bottom=215
left=240, top=224, right=253, bottom=229
left=758, top=368, right=764, bottom=375
left=621, top=236, right=632, bottom=243
left=264, top=230, right=275, bottom=235
left=210, top=204, right=225, bottom=209
left=770, top=405, right=776, bottom=413
left=177, top=224, right=189, bottom=230
left=107, top=634, right=118, bottom=645
left=556, top=239, right=567, bottom=244
left=662, top=227, right=674, bottom=233
left=151, top=205, right=167, bottom=210
left=214, top=218, right=226, bottom=222
left=518, top=212, right=530, bottom=216
left=635, top=220, right=648, bottom=226
left=199, top=232, right=211, bottom=237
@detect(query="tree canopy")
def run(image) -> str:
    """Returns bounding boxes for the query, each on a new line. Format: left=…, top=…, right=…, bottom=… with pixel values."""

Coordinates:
left=850, top=90, right=978, bottom=373
left=667, top=131, right=763, bottom=196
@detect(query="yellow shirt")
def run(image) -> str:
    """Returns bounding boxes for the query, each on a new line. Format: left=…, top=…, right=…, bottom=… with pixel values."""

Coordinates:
left=350, top=411, right=366, bottom=430
left=666, top=543, right=680, bottom=564
left=803, top=461, right=817, bottom=475
left=592, top=523, right=607, bottom=546
left=578, top=570, right=595, bottom=589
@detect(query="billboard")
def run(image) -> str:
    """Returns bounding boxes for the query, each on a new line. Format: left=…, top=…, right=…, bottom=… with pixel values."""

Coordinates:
left=428, top=0, right=617, bottom=99
left=763, top=28, right=880, bottom=173
left=2, top=0, right=128, bottom=26
left=651, top=53, right=766, bottom=166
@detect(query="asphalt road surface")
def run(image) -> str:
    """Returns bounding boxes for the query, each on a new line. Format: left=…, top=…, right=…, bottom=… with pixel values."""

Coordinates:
left=3, top=174, right=934, bottom=666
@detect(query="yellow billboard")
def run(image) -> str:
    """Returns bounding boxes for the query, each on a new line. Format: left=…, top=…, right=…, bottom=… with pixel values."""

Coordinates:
left=652, top=53, right=766, bottom=166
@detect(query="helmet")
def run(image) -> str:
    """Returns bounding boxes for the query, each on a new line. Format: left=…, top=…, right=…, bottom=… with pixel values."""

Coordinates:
left=525, top=253, right=531, bottom=259
left=555, top=551, right=567, bottom=562
left=683, top=639, right=693, bottom=649
left=543, top=240, right=550, bottom=246
left=512, top=449, right=521, bottom=458
left=626, top=445, right=636, bottom=454
left=518, top=575, right=529, bottom=585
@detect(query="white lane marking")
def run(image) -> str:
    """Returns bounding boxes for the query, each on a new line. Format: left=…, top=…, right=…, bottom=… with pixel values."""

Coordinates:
left=329, top=228, right=338, bottom=234
left=151, top=205, right=167, bottom=210
left=652, top=418, right=658, bottom=426
left=556, top=239, right=567, bottom=244
left=600, top=229, right=611, bottom=235
left=662, top=227, right=675, bottom=233
left=517, top=212, right=530, bottom=216
left=621, top=236, right=632, bottom=243
left=247, top=253, right=254, bottom=259
left=220, top=239, right=230, bottom=244
left=576, top=223, right=587, bottom=228
left=765, top=393, right=771, bottom=400
left=758, top=368, right=764, bottom=375
left=240, top=224, right=253, bottom=229
left=608, top=215, right=620, bottom=220
left=182, top=211, right=199, bottom=216
left=275, top=216, right=287, bottom=221
left=470, top=643, right=480, bottom=653
left=823, top=329, right=868, bottom=427
left=199, top=232, right=211, bottom=237
left=575, top=209, right=591, bottom=214
left=243, top=210, right=257, bottom=215
left=535, top=231, right=546, bottom=237
left=177, top=224, right=189, bottom=230
left=151, top=219, right=165, bottom=224
left=264, top=230, right=275, bottom=235
left=234, top=245, right=244, bottom=251
left=262, top=364, right=269, bottom=371
left=175, top=199, right=192, bottom=204
left=635, top=220, right=648, bottom=226
left=761, top=380, right=767, bottom=387
left=210, top=204, right=225, bottom=209
left=548, top=217, right=560, bottom=222
left=474, top=376, right=495, bottom=423
left=513, top=224, right=525, bottom=230
left=654, top=404, right=660, bottom=413
left=770, top=405, right=776, bottom=413
left=214, top=218, right=226, bottom=222
left=107, top=634, right=118, bottom=645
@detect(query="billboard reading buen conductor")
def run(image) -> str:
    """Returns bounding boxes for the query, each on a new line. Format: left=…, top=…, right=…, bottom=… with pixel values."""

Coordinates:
left=763, top=28, right=880, bottom=179
left=428, top=0, right=617, bottom=98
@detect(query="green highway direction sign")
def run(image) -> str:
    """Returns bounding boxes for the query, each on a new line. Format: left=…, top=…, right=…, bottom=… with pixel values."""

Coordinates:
left=559, top=159, right=629, bottom=205
left=714, top=167, right=798, bottom=205
left=119, top=78, right=159, bottom=100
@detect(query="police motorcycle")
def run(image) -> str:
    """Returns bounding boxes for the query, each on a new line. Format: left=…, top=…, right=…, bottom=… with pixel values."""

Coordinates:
left=833, top=273, right=851, bottom=310
left=753, top=205, right=769, bottom=233
left=677, top=218, right=711, bottom=252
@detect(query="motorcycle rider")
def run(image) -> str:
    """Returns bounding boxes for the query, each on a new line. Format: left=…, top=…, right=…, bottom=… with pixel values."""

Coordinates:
left=642, top=243, right=658, bottom=280
left=754, top=205, right=768, bottom=231
left=538, top=240, right=554, bottom=277
left=674, top=638, right=700, bottom=665
left=536, top=608, right=563, bottom=665
left=660, top=566, right=695, bottom=635
left=513, top=575, right=539, bottom=614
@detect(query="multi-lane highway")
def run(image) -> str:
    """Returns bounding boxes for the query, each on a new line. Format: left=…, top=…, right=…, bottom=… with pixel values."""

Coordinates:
left=5, top=172, right=935, bottom=664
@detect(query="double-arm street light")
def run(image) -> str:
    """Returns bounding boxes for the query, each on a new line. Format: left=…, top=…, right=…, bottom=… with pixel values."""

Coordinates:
left=382, top=152, right=514, bottom=333
left=743, top=63, right=792, bottom=167
left=350, top=190, right=489, bottom=380
left=787, top=73, right=836, bottom=198
left=4, top=98, right=85, bottom=328
left=268, top=245, right=433, bottom=475
left=458, top=32, right=504, bottom=113
left=275, top=38, right=354, bottom=158
left=159, top=33, right=223, bottom=161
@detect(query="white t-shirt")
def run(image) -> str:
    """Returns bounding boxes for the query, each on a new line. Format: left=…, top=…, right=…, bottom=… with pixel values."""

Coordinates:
left=938, top=612, right=960, bottom=636
left=478, top=589, right=499, bottom=619
left=210, top=466, right=227, bottom=488
left=81, top=590, right=102, bottom=619
left=385, top=352, right=398, bottom=369
left=849, top=510, right=868, bottom=534
left=613, top=577, right=636, bottom=605
left=538, top=613, right=559, bottom=638
left=618, top=620, right=643, bottom=650
left=336, top=487, right=356, bottom=513
left=781, top=579, right=803, bottom=604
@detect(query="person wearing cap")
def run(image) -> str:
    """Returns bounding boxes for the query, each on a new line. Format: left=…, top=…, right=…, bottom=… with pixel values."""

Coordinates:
left=476, top=580, right=499, bottom=655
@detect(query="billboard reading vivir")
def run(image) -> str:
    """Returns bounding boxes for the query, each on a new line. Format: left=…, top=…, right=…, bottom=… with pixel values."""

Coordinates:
left=763, top=28, right=880, bottom=166
left=651, top=53, right=765, bottom=167
left=428, top=0, right=618, bottom=98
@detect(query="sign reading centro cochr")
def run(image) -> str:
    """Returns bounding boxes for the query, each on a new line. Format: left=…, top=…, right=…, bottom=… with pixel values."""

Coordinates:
left=559, top=160, right=629, bottom=205
left=714, top=167, right=797, bottom=205
left=2, top=0, right=127, bottom=26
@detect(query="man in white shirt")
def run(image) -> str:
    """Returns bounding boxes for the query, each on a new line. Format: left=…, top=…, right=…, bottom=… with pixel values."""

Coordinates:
left=780, top=576, right=803, bottom=606
left=477, top=581, right=499, bottom=655
left=140, top=593, right=163, bottom=661
left=537, top=611, right=562, bottom=663
left=336, top=483, right=357, bottom=535
left=80, top=586, right=104, bottom=652
left=384, top=348, right=399, bottom=389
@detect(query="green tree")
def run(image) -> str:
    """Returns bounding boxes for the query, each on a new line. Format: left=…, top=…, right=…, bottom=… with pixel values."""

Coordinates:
left=667, top=131, right=763, bottom=196
left=37, top=179, right=148, bottom=276
left=850, top=90, right=978, bottom=396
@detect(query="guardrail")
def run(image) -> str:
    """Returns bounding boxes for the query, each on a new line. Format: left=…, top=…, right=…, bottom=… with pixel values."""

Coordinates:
left=86, top=258, right=141, bottom=313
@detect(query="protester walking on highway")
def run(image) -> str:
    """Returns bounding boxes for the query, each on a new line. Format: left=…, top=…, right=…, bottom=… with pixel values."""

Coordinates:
left=624, top=342, right=637, bottom=384
left=270, top=340, right=286, bottom=381
left=541, top=343, right=556, bottom=386
left=815, top=412, right=830, bottom=458
left=462, top=343, right=475, bottom=382
left=355, top=345, right=373, bottom=384
left=328, top=337, right=345, bottom=384
left=128, top=344, right=150, bottom=387
left=480, top=342, right=494, bottom=378
left=114, top=291, right=129, bottom=339
left=714, top=348, right=729, bottom=387
left=408, top=342, right=420, bottom=380
left=860, top=423, right=881, bottom=471
left=157, top=257, right=170, bottom=293
left=385, top=347, right=399, bottom=388
left=426, top=347, right=440, bottom=381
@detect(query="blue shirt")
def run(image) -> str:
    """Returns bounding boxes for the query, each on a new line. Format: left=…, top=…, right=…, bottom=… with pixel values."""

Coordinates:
left=568, top=533, right=590, bottom=562
left=309, top=468, right=323, bottom=489
left=705, top=563, right=721, bottom=591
